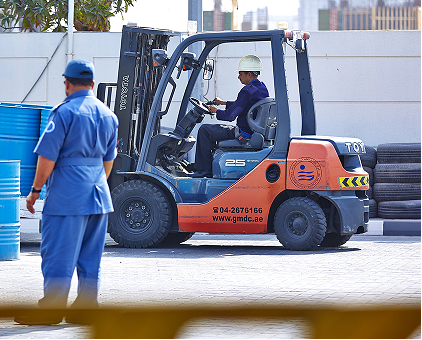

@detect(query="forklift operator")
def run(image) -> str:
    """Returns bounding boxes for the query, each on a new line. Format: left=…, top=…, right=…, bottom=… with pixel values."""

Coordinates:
left=192, top=55, right=269, bottom=178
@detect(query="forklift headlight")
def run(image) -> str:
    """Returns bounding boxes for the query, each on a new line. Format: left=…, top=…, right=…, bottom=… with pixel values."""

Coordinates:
left=152, top=49, right=168, bottom=67
left=180, top=52, right=201, bottom=72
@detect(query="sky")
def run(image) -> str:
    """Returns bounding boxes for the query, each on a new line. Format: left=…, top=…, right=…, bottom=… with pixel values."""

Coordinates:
left=109, top=0, right=300, bottom=32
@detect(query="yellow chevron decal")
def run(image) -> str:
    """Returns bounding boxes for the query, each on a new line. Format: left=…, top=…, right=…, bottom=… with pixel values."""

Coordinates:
left=339, top=175, right=369, bottom=188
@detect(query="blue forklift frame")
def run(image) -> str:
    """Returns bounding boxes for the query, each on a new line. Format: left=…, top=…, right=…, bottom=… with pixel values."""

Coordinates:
left=134, top=29, right=316, bottom=174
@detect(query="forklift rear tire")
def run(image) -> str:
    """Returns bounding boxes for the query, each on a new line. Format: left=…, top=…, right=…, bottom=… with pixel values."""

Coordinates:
left=274, top=197, right=326, bottom=251
left=108, top=180, right=172, bottom=248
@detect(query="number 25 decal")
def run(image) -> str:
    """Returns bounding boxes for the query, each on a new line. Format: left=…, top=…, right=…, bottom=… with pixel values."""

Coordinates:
left=225, top=159, right=246, bottom=167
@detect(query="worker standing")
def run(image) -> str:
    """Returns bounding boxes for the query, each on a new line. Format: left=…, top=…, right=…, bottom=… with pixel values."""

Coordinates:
left=192, top=55, right=269, bottom=178
left=15, top=60, right=118, bottom=325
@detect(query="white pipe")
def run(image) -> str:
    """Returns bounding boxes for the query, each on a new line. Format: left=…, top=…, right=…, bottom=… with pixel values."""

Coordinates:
left=67, top=0, right=74, bottom=63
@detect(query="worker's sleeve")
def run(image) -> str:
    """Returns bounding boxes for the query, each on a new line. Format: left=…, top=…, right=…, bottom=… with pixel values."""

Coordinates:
left=103, top=117, right=119, bottom=162
left=225, top=100, right=235, bottom=108
left=216, top=90, right=249, bottom=122
left=34, top=108, right=68, bottom=162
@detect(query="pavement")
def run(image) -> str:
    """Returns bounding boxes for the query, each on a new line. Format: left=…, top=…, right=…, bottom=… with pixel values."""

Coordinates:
left=0, top=199, right=419, bottom=338
left=0, top=232, right=420, bottom=338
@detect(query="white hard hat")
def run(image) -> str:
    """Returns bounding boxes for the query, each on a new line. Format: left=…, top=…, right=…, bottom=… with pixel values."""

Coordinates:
left=237, top=55, right=263, bottom=72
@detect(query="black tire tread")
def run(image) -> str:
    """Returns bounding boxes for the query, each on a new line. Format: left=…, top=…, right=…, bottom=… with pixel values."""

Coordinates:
left=360, top=145, right=377, bottom=168
left=374, top=163, right=421, bottom=183
left=373, top=183, right=421, bottom=202
left=377, top=143, right=421, bottom=164
left=108, top=180, right=172, bottom=248
left=378, top=200, right=421, bottom=219
left=274, top=197, right=326, bottom=251
left=366, top=186, right=373, bottom=200
left=369, top=199, right=377, bottom=218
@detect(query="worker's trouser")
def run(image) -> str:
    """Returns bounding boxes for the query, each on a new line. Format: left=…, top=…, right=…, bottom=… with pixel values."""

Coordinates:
left=194, top=124, right=236, bottom=172
left=39, top=213, right=108, bottom=308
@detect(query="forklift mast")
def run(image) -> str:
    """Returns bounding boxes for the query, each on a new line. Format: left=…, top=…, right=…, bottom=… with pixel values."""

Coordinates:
left=110, top=26, right=174, bottom=190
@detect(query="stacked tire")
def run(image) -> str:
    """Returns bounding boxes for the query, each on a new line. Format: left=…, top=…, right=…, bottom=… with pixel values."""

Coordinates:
left=373, top=143, right=421, bottom=219
left=360, top=146, right=377, bottom=218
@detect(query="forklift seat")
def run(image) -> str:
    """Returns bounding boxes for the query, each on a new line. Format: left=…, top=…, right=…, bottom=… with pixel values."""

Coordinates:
left=218, top=97, right=276, bottom=150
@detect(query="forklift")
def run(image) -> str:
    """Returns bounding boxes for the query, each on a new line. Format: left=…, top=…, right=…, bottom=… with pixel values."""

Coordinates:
left=99, top=25, right=369, bottom=251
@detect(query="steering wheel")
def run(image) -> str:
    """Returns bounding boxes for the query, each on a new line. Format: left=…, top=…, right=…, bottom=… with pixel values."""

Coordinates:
left=189, top=97, right=211, bottom=115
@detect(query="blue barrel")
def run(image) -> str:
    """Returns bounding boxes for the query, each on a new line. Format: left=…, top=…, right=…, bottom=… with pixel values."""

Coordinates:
left=40, top=108, right=52, bottom=134
left=0, top=104, right=52, bottom=197
left=0, top=105, right=40, bottom=196
left=0, top=102, right=52, bottom=110
left=0, top=160, right=20, bottom=260
left=39, top=108, right=52, bottom=199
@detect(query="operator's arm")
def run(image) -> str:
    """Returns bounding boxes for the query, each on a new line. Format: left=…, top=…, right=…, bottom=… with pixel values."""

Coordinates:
left=208, top=97, right=227, bottom=113
left=26, top=155, right=55, bottom=214
left=215, top=90, right=248, bottom=122
left=103, top=160, right=114, bottom=179
left=213, top=97, right=227, bottom=106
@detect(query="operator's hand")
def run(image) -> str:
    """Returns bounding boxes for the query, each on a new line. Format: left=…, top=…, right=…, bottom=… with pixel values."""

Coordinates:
left=213, top=97, right=227, bottom=106
left=208, top=105, right=218, bottom=114
left=26, top=192, right=39, bottom=214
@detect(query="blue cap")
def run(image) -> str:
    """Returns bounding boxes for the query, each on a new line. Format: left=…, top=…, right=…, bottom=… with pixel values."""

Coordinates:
left=62, top=60, right=94, bottom=79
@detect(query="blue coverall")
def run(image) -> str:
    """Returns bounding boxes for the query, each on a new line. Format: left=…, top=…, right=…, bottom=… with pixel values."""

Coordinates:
left=34, top=89, right=118, bottom=307
left=194, top=79, right=269, bottom=173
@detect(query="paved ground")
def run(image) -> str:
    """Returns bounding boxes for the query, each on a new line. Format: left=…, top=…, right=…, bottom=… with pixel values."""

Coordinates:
left=0, top=233, right=420, bottom=338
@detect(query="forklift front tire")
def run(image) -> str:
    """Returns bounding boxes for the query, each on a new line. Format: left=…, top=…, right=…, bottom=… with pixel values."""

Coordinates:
left=108, top=180, right=172, bottom=248
left=274, top=197, right=326, bottom=251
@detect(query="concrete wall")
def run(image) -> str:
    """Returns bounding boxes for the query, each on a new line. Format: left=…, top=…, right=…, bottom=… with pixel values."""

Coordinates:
left=0, top=30, right=420, bottom=147
left=0, top=32, right=120, bottom=104
left=205, top=30, right=421, bottom=146
left=0, top=32, right=183, bottom=104
left=310, top=31, right=420, bottom=146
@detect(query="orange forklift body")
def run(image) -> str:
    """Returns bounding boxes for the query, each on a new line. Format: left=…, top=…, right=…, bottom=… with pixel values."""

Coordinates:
left=178, top=141, right=369, bottom=234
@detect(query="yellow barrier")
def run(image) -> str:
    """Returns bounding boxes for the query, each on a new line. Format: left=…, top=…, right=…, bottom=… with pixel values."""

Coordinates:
left=1, top=305, right=420, bottom=338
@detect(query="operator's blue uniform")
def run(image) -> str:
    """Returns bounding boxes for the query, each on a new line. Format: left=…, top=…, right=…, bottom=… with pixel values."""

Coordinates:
left=194, top=79, right=269, bottom=174
left=34, top=89, right=118, bottom=307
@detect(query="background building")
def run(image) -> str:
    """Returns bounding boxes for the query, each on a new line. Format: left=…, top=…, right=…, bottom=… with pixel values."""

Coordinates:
left=298, top=0, right=420, bottom=30
left=257, top=7, right=269, bottom=30
left=241, top=11, right=253, bottom=30
left=319, top=1, right=421, bottom=30
left=204, top=1, right=297, bottom=31
left=299, top=0, right=331, bottom=30
left=241, top=7, right=269, bottom=31
left=203, top=0, right=232, bottom=31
